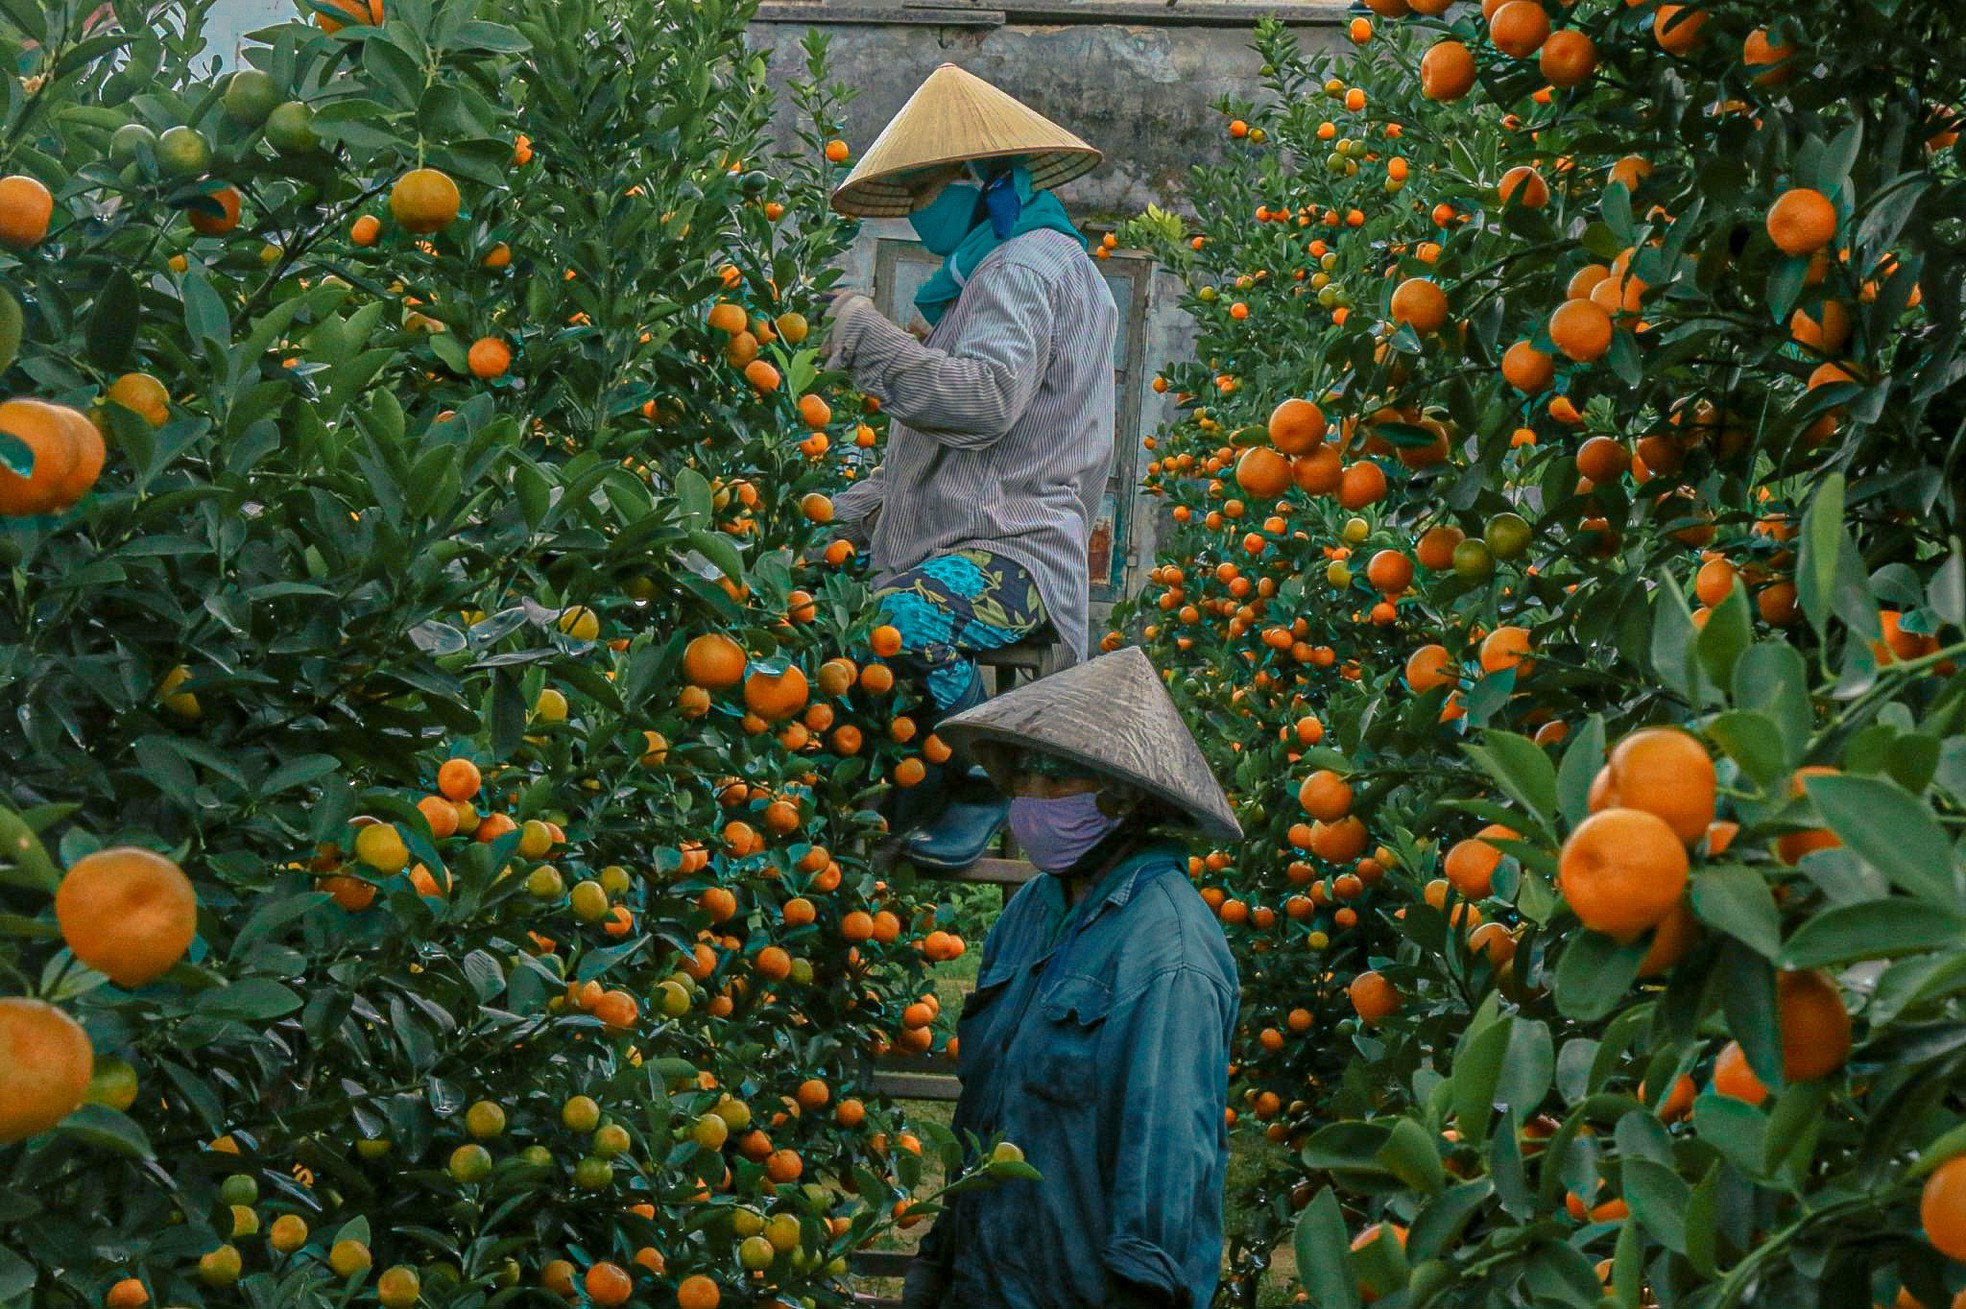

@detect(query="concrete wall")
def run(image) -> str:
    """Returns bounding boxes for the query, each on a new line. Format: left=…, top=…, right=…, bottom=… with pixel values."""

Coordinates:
left=743, top=2, right=1344, bottom=216
left=748, top=6, right=1346, bottom=219
left=203, top=0, right=291, bottom=67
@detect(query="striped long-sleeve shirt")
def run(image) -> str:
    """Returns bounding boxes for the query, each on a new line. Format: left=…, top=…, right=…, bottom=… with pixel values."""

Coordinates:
left=827, top=228, right=1119, bottom=663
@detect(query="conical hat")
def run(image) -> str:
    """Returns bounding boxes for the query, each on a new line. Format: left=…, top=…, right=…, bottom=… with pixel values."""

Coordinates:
left=936, top=646, right=1243, bottom=843
left=830, top=64, right=1102, bottom=218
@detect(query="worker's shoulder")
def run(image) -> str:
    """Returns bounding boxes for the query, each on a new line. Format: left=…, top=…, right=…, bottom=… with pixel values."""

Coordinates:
left=1126, top=856, right=1218, bottom=931
left=987, top=229, right=1104, bottom=284
left=1114, top=857, right=1237, bottom=985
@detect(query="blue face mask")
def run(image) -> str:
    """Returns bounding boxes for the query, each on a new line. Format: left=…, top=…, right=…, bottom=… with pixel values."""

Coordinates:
left=909, top=181, right=982, bottom=256
left=1008, top=793, right=1123, bottom=874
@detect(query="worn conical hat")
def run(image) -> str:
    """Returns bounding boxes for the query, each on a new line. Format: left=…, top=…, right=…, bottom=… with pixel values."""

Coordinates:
left=830, top=64, right=1102, bottom=218
left=936, top=646, right=1243, bottom=842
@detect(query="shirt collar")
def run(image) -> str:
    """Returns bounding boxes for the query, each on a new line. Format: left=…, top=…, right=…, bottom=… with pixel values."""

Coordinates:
left=1060, top=840, right=1180, bottom=921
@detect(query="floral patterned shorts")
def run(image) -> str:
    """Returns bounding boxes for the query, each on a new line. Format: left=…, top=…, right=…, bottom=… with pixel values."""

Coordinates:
left=873, top=549, right=1048, bottom=710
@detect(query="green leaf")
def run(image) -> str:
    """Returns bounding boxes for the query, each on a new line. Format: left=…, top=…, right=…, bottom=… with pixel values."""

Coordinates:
left=259, top=753, right=341, bottom=797
left=56, top=1103, right=154, bottom=1159
left=1298, top=1121, right=1395, bottom=1183
left=1555, top=714, right=1606, bottom=827
left=674, top=467, right=714, bottom=528
left=1694, top=583, right=1752, bottom=686
left=513, top=461, right=552, bottom=529
left=0, top=1244, right=33, bottom=1300
left=1797, top=474, right=1881, bottom=642
left=1929, top=542, right=1965, bottom=629
left=85, top=268, right=139, bottom=368
left=1718, top=942, right=1781, bottom=1086
left=231, top=892, right=330, bottom=957
left=1805, top=773, right=1961, bottom=907
left=1621, top=1158, right=1689, bottom=1253
left=1293, top=1187, right=1363, bottom=1309
left=1554, top=932, right=1647, bottom=1021
left=1490, top=1109, right=1532, bottom=1217
left=1798, top=472, right=1845, bottom=635
left=1691, top=865, right=1782, bottom=957
left=488, top=669, right=526, bottom=760
left=1351, top=1229, right=1410, bottom=1304
left=428, top=331, right=469, bottom=373
left=181, top=268, right=229, bottom=356
left=688, top=530, right=746, bottom=583
left=1611, top=1220, right=1644, bottom=1309
left=1376, top=1117, right=1446, bottom=1195
left=1762, top=1078, right=1829, bottom=1176
left=196, top=977, right=305, bottom=1020
left=1911, top=1123, right=1966, bottom=1178
left=1779, top=899, right=1966, bottom=967
left=1869, top=949, right=1966, bottom=1027
left=1463, top=730, right=1557, bottom=834
left=0, top=431, right=28, bottom=478
left=1707, top=710, right=1790, bottom=790
left=1683, top=1161, right=1720, bottom=1275
left=1649, top=581, right=1699, bottom=699
left=1691, top=1092, right=1766, bottom=1178
left=1406, top=1179, right=1493, bottom=1263
left=1495, top=1019, right=1554, bottom=1121
left=1452, top=1017, right=1512, bottom=1147
left=454, top=18, right=531, bottom=50
left=1732, top=642, right=1812, bottom=767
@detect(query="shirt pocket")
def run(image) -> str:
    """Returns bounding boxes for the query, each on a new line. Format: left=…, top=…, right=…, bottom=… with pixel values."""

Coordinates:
left=955, top=966, right=1016, bottom=1069
left=1019, top=975, right=1113, bottom=1106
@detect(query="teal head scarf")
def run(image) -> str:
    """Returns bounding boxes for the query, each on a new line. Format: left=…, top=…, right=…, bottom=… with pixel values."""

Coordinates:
left=909, top=160, right=1086, bottom=328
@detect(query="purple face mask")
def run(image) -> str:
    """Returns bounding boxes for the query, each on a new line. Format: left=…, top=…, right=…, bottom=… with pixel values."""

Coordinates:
left=1007, top=792, right=1122, bottom=873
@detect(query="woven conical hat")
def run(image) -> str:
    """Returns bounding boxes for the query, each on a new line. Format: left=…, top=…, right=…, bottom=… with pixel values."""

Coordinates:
left=936, top=646, right=1243, bottom=842
left=830, top=64, right=1102, bottom=218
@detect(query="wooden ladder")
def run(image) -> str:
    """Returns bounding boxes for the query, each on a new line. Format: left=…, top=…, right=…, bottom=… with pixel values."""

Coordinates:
left=849, top=638, right=1066, bottom=1305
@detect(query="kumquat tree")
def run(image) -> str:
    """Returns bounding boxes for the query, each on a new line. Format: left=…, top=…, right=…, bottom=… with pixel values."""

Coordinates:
left=0, top=0, right=1027, bottom=1305
left=8, top=0, right=1966, bottom=1299
left=1113, top=0, right=1966, bottom=1305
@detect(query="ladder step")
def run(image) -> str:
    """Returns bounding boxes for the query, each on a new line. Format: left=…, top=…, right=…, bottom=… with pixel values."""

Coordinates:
left=912, top=856, right=1038, bottom=887
left=851, top=1251, right=918, bottom=1278
left=869, top=1070, right=963, bottom=1101
left=975, top=641, right=1052, bottom=671
left=874, top=1050, right=957, bottom=1075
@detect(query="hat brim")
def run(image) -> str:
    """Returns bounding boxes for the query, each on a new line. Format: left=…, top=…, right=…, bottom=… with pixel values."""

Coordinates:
left=828, top=63, right=1102, bottom=218
left=832, top=146, right=1102, bottom=218
left=942, top=722, right=1243, bottom=844
left=934, top=646, right=1244, bottom=845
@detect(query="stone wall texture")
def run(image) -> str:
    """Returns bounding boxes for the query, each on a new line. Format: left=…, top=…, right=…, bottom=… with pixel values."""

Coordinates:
left=748, top=4, right=1347, bottom=218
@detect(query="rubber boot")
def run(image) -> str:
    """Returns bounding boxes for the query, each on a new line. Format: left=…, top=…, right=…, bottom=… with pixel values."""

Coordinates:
left=900, top=772, right=1010, bottom=871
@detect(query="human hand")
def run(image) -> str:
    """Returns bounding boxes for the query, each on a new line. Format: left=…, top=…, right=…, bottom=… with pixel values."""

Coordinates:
left=821, top=290, right=875, bottom=371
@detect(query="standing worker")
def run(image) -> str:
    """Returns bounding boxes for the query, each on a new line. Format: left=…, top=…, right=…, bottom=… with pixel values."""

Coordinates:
left=822, top=64, right=1118, bottom=871
left=900, top=645, right=1244, bottom=1309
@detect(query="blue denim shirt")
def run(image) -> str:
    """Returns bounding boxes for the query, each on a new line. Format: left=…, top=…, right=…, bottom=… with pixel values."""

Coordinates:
left=919, top=840, right=1239, bottom=1309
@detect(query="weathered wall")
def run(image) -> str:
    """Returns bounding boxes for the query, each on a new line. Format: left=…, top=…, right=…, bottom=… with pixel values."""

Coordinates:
left=206, top=0, right=291, bottom=66
left=747, top=8, right=1346, bottom=219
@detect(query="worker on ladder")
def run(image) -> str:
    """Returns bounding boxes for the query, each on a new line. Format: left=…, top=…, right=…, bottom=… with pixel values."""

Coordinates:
left=900, top=645, right=1244, bottom=1309
left=822, top=63, right=1118, bottom=872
